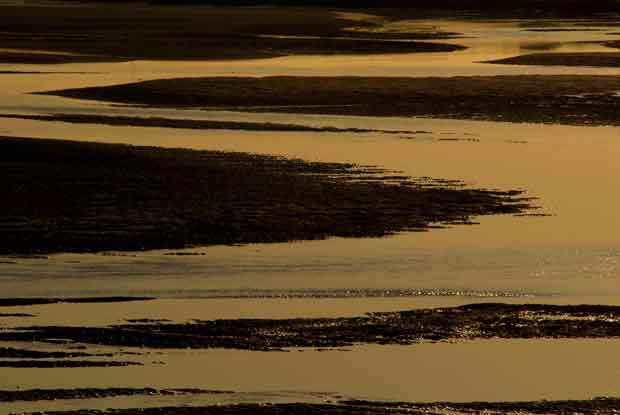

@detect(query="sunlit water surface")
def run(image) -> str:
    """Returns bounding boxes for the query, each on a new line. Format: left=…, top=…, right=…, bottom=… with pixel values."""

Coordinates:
left=0, top=17, right=619, bottom=408
left=0, top=18, right=619, bottom=300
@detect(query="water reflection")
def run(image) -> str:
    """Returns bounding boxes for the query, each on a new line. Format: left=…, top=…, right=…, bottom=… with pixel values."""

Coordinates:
left=0, top=18, right=618, bottom=301
left=3, top=340, right=620, bottom=405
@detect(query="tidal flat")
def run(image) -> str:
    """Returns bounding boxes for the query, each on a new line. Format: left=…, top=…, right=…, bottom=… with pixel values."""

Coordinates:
left=0, top=388, right=221, bottom=403
left=3, top=303, right=620, bottom=350
left=44, top=75, right=620, bottom=126
left=0, top=136, right=532, bottom=254
left=0, top=4, right=465, bottom=64
left=0, top=360, right=141, bottom=368
left=2, top=2, right=620, bottom=413
left=0, top=113, right=421, bottom=135
left=487, top=52, right=620, bottom=67
left=16, top=399, right=620, bottom=415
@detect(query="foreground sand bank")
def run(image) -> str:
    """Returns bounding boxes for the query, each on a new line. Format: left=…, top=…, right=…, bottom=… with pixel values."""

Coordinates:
left=0, top=136, right=531, bottom=254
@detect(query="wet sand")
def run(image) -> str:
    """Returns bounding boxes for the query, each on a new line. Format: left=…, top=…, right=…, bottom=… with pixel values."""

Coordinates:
left=488, top=52, right=620, bottom=67
left=0, top=51, right=124, bottom=65
left=0, top=297, right=153, bottom=307
left=0, top=347, right=95, bottom=359
left=0, top=40, right=464, bottom=64
left=3, top=303, right=620, bottom=351
left=0, top=388, right=220, bottom=403
left=0, top=360, right=141, bottom=368
left=1, top=5, right=619, bottom=413
left=0, top=113, right=422, bottom=135
left=0, top=136, right=531, bottom=254
left=0, top=4, right=465, bottom=64
left=44, top=75, right=620, bottom=126
left=12, top=398, right=620, bottom=415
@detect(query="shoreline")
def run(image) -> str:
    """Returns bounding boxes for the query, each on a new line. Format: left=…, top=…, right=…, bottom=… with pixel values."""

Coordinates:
left=0, top=5, right=467, bottom=64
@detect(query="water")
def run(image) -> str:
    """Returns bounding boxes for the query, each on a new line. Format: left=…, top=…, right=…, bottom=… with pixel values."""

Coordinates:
left=3, top=340, right=620, bottom=412
left=0, top=18, right=619, bottom=299
left=1, top=116, right=619, bottom=300
left=0, top=16, right=620, bottom=409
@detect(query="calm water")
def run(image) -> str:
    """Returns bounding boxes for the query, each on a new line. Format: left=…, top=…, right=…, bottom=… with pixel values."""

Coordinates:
left=1, top=16, right=620, bottom=410
left=0, top=18, right=619, bottom=298
left=3, top=339, right=620, bottom=411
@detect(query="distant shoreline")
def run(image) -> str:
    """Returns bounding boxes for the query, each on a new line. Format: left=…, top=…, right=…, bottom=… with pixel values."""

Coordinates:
left=0, top=4, right=466, bottom=64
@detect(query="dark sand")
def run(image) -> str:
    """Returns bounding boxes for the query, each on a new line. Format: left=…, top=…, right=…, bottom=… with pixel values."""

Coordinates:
left=45, top=0, right=620, bottom=16
left=0, top=360, right=140, bottom=368
left=0, top=51, right=122, bottom=65
left=0, top=71, right=90, bottom=75
left=488, top=52, right=620, bottom=67
left=0, top=113, right=420, bottom=135
left=0, top=348, right=95, bottom=359
left=0, top=388, right=225, bottom=402
left=0, top=298, right=153, bottom=307
left=0, top=4, right=464, bottom=64
left=4, top=304, right=620, bottom=351
left=0, top=136, right=532, bottom=255
left=345, top=398, right=620, bottom=415
left=44, top=75, right=620, bottom=126
left=605, top=40, right=620, bottom=49
left=17, top=397, right=620, bottom=415
left=523, top=28, right=607, bottom=32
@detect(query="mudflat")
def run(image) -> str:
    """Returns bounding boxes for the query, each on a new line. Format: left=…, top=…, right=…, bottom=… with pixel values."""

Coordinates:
left=0, top=113, right=420, bottom=135
left=0, top=360, right=141, bottom=368
left=3, top=303, right=620, bottom=350
left=0, top=4, right=464, bottom=63
left=0, top=297, right=153, bottom=307
left=0, top=388, right=223, bottom=402
left=488, top=52, right=620, bottom=67
left=19, top=399, right=620, bottom=415
left=45, top=75, right=620, bottom=126
left=0, top=137, right=531, bottom=255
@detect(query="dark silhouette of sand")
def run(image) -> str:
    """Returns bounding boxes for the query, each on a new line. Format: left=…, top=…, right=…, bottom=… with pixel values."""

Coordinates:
left=0, top=388, right=227, bottom=402
left=44, top=75, right=620, bottom=126
left=3, top=303, right=619, bottom=351
left=0, top=4, right=465, bottom=64
left=0, top=137, right=532, bottom=254
left=0, top=114, right=421, bottom=135
left=488, top=52, right=620, bottom=67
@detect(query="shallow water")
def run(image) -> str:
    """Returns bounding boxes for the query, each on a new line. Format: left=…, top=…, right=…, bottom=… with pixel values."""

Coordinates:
left=0, top=18, right=619, bottom=299
left=1, top=16, right=620, bottom=408
left=1, top=116, right=619, bottom=300
left=3, top=339, right=620, bottom=413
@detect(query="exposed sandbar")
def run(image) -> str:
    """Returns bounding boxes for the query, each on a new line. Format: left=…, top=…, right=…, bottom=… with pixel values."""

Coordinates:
left=0, top=113, right=420, bottom=135
left=0, top=136, right=532, bottom=255
left=487, top=52, right=620, bottom=67
left=0, top=297, right=154, bottom=307
left=0, top=5, right=465, bottom=64
left=17, top=397, right=620, bottom=415
left=43, top=75, right=620, bottom=126
left=0, top=348, right=94, bottom=359
left=0, top=360, right=140, bottom=368
left=605, top=40, right=620, bottom=49
left=0, top=388, right=227, bottom=402
left=4, top=303, right=620, bottom=351
left=0, top=51, right=122, bottom=65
